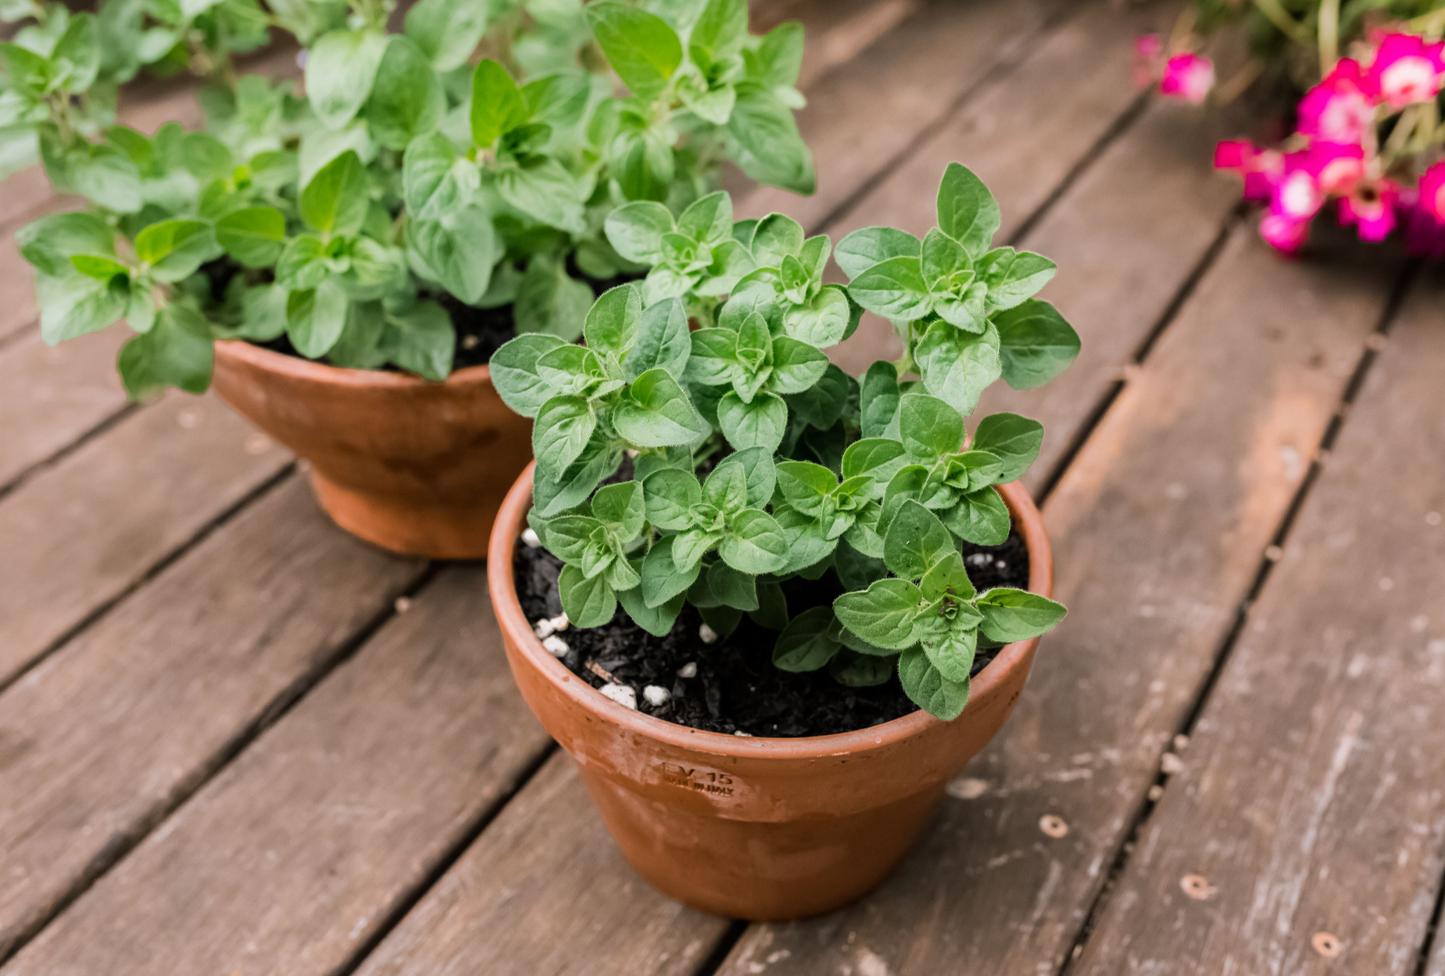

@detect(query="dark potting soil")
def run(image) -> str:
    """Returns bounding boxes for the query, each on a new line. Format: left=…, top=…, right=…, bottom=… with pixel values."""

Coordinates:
left=513, top=533, right=1031, bottom=738
left=205, top=254, right=643, bottom=373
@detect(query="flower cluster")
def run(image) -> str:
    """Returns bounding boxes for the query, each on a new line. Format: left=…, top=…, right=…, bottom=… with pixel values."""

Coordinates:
left=1134, top=0, right=1445, bottom=257
left=1216, top=34, right=1445, bottom=253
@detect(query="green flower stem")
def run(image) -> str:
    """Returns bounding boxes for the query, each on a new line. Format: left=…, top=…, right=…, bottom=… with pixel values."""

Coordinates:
left=1252, top=0, right=1310, bottom=43
left=1318, top=0, right=1340, bottom=71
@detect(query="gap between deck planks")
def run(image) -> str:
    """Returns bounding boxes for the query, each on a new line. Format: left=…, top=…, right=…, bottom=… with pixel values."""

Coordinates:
left=0, top=476, right=426, bottom=964
left=1068, top=271, right=1445, bottom=976
left=0, top=393, right=293, bottom=691
left=0, top=567, right=555, bottom=976
left=0, top=0, right=1077, bottom=968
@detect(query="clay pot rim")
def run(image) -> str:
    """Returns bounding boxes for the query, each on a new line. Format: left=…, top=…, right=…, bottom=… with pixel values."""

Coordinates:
left=488, top=462, right=1053, bottom=760
left=213, top=337, right=493, bottom=389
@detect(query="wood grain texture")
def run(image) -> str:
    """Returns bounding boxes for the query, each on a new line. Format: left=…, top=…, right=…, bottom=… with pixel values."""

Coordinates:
left=0, top=392, right=291, bottom=686
left=0, top=327, right=128, bottom=491
left=751, top=0, right=903, bottom=90
left=823, top=0, right=1183, bottom=375
left=0, top=477, right=426, bottom=967
left=0, top=233, right=39, bottom=343
left=355, top=752, right=733, bottom=976
left=714, top=231, right=1399, bottom=976
left=1070, top=272, right=1445, bottom=976
left=733, top=0, right=1068, bottom=228
left=0, top=166, right=53, bottom=231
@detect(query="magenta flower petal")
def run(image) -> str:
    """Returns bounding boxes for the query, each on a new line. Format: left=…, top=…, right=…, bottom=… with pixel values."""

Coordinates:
left=1419, top=162, right=1445, bottom=222
left=1260, top=212, right=1310, bottom=253
left=1296, top=58, right=1376, bottom=143
left=1367, top=33, right=1445, bottom=111
left=1159, top=54, right=1214, bottom=104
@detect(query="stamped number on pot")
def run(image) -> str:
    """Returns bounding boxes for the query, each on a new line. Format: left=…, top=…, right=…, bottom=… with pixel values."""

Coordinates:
left=655, top=761, right=743, bottom=800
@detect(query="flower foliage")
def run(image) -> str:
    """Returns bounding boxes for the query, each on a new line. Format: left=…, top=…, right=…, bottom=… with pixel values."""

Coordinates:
left=493, top=164, right=1077, bottom=721
left=1134, top=0, right=1445, bottom=256
left=2, top=0, right=814, bottom=397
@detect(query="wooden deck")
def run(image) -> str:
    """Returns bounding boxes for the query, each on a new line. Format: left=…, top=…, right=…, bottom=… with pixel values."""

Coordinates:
left=3, top=1, right=1445, bottom=973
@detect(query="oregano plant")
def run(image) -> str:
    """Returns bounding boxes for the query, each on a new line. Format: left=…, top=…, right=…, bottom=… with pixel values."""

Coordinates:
left=494, top=163, right=1080, bottom=721
left=3, top=0, right=813, bottom=397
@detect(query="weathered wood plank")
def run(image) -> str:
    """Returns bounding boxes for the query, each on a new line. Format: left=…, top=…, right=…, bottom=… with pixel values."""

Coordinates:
left=355, top=753, right=733, bottom=976
left=1069, top=272, right=1445, bottom=976
left=0, top=233, right=39, bottom=344
left=0, top=328, right=128, bottom=492
left=752, top=0, right=905, bottom=91
left=0, top=166, right=53, bottom=231
left=0, top=392, right=291, bottom=687
left=0, top=566, right=551, bottom=976
left=823, top=0, right=1177, bottom=370
left=714, top=232, right=1399, bottom=976
left=733, top=0, right=1069, bottom=228
left=0, top=476, right=425, bottom=965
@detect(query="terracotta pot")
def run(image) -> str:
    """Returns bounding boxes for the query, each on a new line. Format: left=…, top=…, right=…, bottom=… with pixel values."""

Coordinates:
left=488, top=463, right=1055, bottom=921
left=211, top=340, right=532, bottom=560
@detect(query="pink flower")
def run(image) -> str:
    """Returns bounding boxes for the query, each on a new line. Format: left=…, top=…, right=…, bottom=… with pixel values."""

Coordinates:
left=1337, top=176, right=1400, bottom=242
left=1259, top=212, right=1311, bottom=253
left=1133, top=35, right=1163, bottom=89
left=1159, top=54, right=1215, bottom=104
left=1296, top=58, right=1376, bottom=143
left=1215, top=140, right=1285, bottom=202
left=1418, top=161, right=1445, bottom=221
left=1399, top=187, right=1445, bottom=257
left=1271, top=151, right=1327, bottom=221
left=1364, top=33, right=1445, bottom=111
left=1310, top=142, right=1365, bottom=195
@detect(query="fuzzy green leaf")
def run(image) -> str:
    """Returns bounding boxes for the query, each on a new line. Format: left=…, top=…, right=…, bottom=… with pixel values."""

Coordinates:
left=898, top=646, right=970, bottom=719
left=976, top=588, right=1067, bottom=643
left=586, top=1, right=682, bottom=99
left=718, top=390, right=786, bottom=452
left=772, top=606, right=841, bottom=672
left=936, top=162, right=999, bottom=258
left=470, top=58, right=528, bottom=148
left=883, top=499, right=954, bottom=580
left=533, top=395, right=596, bottom=481
left=897, top=393, right=964, bottom=461
left=718, top=508, right=787, bottom=574
left=833, top=577, right=922, bottom=651
left=215, top=207, right=286, bottom=269
left=993, top=299, right=1081, bottom=390
left=306, top=29, right=388, bottom=129
left=915, top=319, right=1001, bottom=417
left=613, top=368, right=707, bottom=447
left=559, top=564, right=617, bottom=628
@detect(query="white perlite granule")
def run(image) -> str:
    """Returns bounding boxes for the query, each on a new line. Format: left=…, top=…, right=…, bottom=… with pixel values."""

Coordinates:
left=677, top=662, right=698, bottom=678
left=533, top=613, right=569, bottom=638
left=699, top=623, right=719, bottom=644
left=542, top=635, right=569, bottom=658
left=521, top=527, right=541, bottom=548
left=600, top=684, right=637, bottom=709
left=643, top=685, right=670, bottom=707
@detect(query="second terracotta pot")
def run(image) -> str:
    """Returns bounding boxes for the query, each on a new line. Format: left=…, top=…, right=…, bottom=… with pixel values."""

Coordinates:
left=211, top=340, right=532, bottom=560
left=488, top=464, right=1055, bottom=921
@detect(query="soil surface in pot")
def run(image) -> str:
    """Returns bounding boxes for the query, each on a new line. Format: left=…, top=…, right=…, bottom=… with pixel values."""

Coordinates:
left=513, top=533, right=1030, bottom=737
left=204, top=256, right=642, bottom=374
